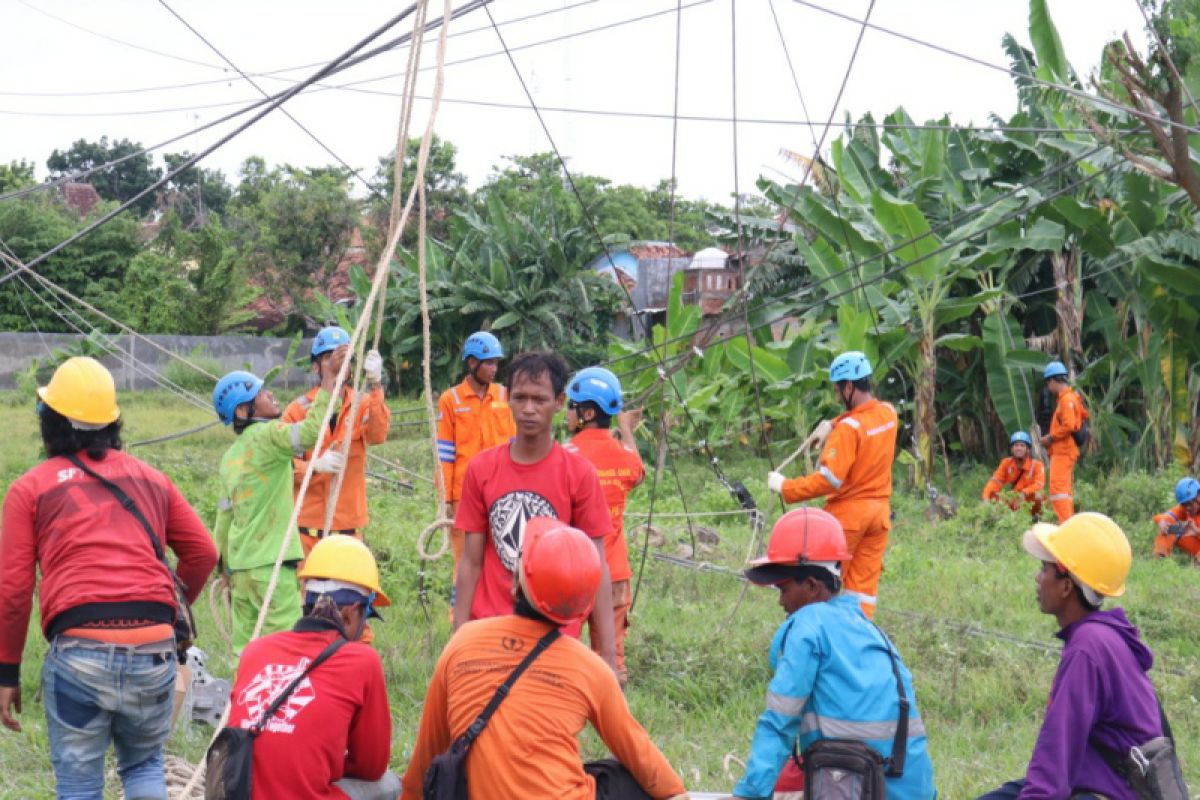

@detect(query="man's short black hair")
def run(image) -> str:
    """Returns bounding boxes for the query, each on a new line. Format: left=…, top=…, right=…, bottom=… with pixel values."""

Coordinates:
left=575, top=400, right=612, bottom=429
left=508, top=351, right=569, bottom=396
left=39, top=405, right=123, bottom=460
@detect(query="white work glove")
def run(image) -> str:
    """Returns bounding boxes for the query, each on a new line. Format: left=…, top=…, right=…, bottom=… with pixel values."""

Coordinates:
left=363, top=349, right=384, bottom=386
left=312, top=450, right=346, bottom=474
left=767, top=471, right=786, bottom=494
left=814, top=418, right=834, bottom=440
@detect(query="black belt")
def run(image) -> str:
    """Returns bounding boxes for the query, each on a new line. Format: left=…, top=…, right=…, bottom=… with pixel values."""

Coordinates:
left=298, top=527, right=357, bottom=539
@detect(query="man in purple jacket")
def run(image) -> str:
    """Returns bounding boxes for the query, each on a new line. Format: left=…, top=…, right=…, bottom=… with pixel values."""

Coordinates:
left=977, top=513, right=1161, bottom=800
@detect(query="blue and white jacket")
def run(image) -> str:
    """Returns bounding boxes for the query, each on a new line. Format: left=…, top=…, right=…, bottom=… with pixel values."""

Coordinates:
left=733, top=594, right=936, bottom=799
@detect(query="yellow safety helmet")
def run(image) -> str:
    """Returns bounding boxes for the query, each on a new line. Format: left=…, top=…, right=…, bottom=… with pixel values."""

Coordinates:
left=37, top=356, right=120, bottom=427
left=298, top=535, right=391, bottom=607
left=1022, top=512, right=1131, bottom=597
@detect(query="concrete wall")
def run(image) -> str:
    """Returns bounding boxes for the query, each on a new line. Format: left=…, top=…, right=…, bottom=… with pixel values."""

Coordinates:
left=0, top=332, right=309, bottom=391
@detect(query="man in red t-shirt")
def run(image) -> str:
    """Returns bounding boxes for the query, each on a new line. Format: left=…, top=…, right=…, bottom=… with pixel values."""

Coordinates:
left=453, top=352, right=618, bottom=669
left=223, top=536, right=397, bottom=800
left=564, top=366, right=644, bottom=684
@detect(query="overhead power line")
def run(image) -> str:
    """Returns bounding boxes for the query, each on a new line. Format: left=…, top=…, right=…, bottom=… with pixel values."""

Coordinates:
left=0, top=0, right=488, bottom=287
left=1, top=0, right=601, bottom=98
left=155, top=0, right=383, bottom=198
left=790, top=0, right=1200, bottom=138
left=0, top=0, right=699, bottom=203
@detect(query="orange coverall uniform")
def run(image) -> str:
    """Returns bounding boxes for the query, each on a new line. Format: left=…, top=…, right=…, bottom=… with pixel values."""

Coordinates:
left=982, top=456, right=1045, bottom=515
left=437, top=379, right=515, bottom=565
left=282, top=383, right=391, bottom=553
left=780, top=398, right=898, bottom=618
left=400, top=615, right=686, bottom=800
left=1151, top=504, right=1200, bottom=560
left=1047, top=387, right=1088, bottom=523
left=565, top=428, right=645, bottom=683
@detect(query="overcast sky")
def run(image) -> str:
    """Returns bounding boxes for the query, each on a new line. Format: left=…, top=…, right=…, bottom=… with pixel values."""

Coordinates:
left=0, top=0, right=1148, bottom=202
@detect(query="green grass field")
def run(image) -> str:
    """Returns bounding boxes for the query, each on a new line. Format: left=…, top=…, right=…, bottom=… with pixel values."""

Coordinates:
left=1, top=391, right=1198, bottom=799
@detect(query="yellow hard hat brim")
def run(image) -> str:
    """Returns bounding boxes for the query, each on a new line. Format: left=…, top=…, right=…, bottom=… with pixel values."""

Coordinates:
left=1022, top=525, right=1059, bottom=563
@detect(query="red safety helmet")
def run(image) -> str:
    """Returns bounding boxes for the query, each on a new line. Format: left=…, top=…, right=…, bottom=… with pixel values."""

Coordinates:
left=518, top=517, right=602, bottom=625
left=746, top=508, right=850, bottom=585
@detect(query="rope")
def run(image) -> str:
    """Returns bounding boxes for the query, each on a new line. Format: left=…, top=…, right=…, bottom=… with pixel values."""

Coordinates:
left=206, top=578, right=233, bottom=651
left=176, top=4, right=452, bottom=794
left=320, top=0, right=431, bottom=536
left=128, top=420, right=222, bottom=449
left=161, top=755, right=205, bottom=799
left=418, top=519, right=453, bottom=561
left=368, top=452, right=435, bottom=484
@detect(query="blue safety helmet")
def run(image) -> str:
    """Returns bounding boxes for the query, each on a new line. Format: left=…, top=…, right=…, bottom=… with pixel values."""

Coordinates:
left=1176, top=477, right=1200, bottom=505
left=1010, top=431, right=1033, bottom=447
left=829, top=351, right=872, bottom=383
left=312, top=326, right=351, bottom=359
left=1043, top=360, right=1069, bottom=381
left=568, top=366, right=623, bottom=415
left=463, top=331, right=503, bottom=362
left=213, top=370, right=264, bottom=425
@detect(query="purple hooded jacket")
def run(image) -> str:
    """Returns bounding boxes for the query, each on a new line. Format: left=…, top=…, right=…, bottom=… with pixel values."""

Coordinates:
left=1020, top=608, right=1162, bottom=799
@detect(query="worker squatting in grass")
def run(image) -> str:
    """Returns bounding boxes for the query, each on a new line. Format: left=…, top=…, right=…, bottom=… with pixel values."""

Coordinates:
left=0, top=349, right=1194, bottom=799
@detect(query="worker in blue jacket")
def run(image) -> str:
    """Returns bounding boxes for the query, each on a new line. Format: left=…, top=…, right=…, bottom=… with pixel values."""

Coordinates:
left=729, top=508, right=936, bottom=799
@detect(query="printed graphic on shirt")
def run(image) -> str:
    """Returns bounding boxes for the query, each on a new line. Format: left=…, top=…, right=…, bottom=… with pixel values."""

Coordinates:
left=236, top=658, right=317, bottom=734
left=488, top=490, right=558, bottom=571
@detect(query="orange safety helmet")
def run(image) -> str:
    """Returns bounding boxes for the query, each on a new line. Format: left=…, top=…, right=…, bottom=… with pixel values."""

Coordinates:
left=745, top=508, right=851, bottom=586
left=517, top=517, right=602, bottom=625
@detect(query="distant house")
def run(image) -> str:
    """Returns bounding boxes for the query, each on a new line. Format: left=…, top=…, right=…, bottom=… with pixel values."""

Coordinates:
left=585, top=242, right=690, bottom=339
left=58, top=182, right=101, bottom=217
left=681, top=247, right=740, bottom=316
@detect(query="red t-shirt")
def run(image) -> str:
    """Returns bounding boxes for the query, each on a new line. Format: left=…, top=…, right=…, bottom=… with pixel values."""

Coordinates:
left=226, top=620, right=391, bottom=799
left=565, top=429, right=644, bottom=582
left=0, top=450, right=216, bottom=686
left=455, top=442, right=613, bottom=634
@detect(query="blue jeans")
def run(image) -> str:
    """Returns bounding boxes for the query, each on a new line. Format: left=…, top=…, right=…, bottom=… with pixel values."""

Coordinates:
left=42, top=636, right=177, bottom=800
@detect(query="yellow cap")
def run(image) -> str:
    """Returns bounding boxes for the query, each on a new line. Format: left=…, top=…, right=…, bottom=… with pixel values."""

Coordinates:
left=37, top=357, right=120, bottom=428
left=1022, top=512, right=1131, bottom=597
left=297, top=535, right=390, bottom=607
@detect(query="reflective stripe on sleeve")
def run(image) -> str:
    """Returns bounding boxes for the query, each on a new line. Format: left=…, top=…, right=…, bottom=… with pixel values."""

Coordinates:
left=437, top=438, right=456, bottom=464
left=1048, top=493, right=1072, bottom=501
left=289, top=423, right=304, bottom=456
left=217, top=498, right=232, bottom=511
left=839, top=417, right=861, bottom=430
left=297, top=396, right=312, bottom=410
left=800, top=712, right=926, bottom=739
left=866, top=420, right=896, bottom=437
left=765, top=690, right=808, bottom=718
left=819, top=465, right=843, bottom=489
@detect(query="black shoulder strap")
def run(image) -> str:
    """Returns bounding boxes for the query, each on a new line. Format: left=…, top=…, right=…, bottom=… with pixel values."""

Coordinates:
left=869, top=621, right=909, bottom=778
left=66, top=453, right=168, bottom=563
left=250, top=636, right=348, bottom=736
left=453, top=628, right=560, bottom=752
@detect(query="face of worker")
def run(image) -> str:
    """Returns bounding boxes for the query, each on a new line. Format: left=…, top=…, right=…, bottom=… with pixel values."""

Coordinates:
left=243, top=389, right=280, bottom=420
left=565, top=401, right=595, bottom=433
left=468, top=357, right=499, bottom=386
left=1034, top=561, right=1073, bottom=616
left=1044, top=377, right=1065, bottom=396
left=313, top=346, right=350, bottom=380
left=509, top=370, right=563, bottom=438
left=776, top=576, right=824, bottom=615
left=1010, top=442, right=1029, bottom=460
left=1183, top=498, right=1200, bottom=516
